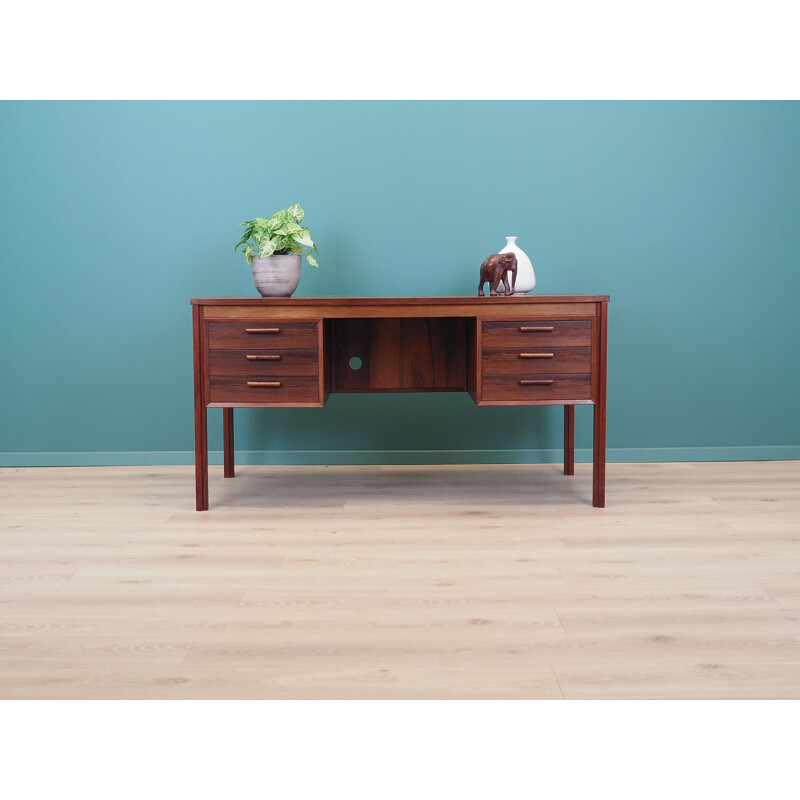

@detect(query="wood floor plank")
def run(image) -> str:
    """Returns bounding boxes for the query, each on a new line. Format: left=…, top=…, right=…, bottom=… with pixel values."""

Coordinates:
left=0, top=662, right=565, bottom=700
left=555, top=606, right=800, bottom=635
left=1, top=462, right=799, bottom=698
left=553, top=661, right=800, bottom=699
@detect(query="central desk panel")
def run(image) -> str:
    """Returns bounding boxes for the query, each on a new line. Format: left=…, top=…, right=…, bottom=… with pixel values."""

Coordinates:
left=330, top=317, right=468, bottom=392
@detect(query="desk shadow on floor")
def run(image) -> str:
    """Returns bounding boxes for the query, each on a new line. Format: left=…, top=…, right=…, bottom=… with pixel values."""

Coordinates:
left=211, top=464, right=586, bottom=511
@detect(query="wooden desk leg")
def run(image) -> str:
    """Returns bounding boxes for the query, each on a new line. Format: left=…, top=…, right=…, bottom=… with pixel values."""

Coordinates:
left=193, top=304, right=209, bottom=511
left=223, top=408, right=234, bottom=478
left=593, top=403, right=606, bottom=507
left=564, top=405, right=575, bottom=475
left=592, top=300, right=608, bottom=508
left=194, top=402, right=208, bottom=511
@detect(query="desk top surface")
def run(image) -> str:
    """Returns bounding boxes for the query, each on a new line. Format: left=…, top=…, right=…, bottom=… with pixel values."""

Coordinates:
left=191, top=295, right=609, bottom=305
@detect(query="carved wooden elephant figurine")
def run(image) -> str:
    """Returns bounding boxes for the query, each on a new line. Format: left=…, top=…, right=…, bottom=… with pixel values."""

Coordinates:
left=478, top=252, right=517, bottom=297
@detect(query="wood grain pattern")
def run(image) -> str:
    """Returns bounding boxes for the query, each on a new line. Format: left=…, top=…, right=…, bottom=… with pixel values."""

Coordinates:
left=209, top=349, right=319, bottom=377
left=482, top=347, right=591, bottom=375
left=564, top=405, right=575, bottom=476
left=1, top=461, right=799, bottom=699
left=330, top=318, right=467, bottom=392
left=223, top=408, right=234, bottom=479
left=466, top=317, right=478, bottom=402
left=209, top=375, right=320, bottom=404
left=481, top=374, right=591, bottom=402
left=482, top=319, right=592, bottom=348
left=192, top=295, right=609, bottom=306
left=208, top=321, right=320, bottom=350
left=202, top=302, right=599, bottom=321
left=593, top=300, right=608, bottom=508
left=192, top=305, right=208, bottom=511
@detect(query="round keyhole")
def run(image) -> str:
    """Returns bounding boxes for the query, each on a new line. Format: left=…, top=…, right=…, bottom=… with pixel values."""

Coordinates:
left=349, top=356, right=363, bottom=370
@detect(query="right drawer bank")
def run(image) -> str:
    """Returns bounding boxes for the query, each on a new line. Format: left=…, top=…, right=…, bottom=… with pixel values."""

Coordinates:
left=479, top=319, right=593, bottom=404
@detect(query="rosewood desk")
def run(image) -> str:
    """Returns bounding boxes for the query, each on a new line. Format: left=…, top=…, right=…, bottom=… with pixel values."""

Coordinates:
left=191, top=296, right=609, bottom=510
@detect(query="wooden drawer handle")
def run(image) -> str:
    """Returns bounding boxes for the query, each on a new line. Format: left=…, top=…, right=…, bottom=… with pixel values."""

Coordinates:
left=246, top=327, right=280, bottom=334
left=247, top=381, right=281, bottom=387
left=519, top=326, right=554, bottom=332
left=246, top=354, right=281, bottom=360
left=519, top=379, right=554, bottom=386
left=519, top=353, right=554, bottom=358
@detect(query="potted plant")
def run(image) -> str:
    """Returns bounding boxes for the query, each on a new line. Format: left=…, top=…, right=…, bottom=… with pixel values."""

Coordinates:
left=235, top=203, right=319, bottom=297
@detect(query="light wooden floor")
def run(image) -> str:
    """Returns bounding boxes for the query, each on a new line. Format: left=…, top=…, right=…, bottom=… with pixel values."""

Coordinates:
left=1, top=461, right=799, bottom=699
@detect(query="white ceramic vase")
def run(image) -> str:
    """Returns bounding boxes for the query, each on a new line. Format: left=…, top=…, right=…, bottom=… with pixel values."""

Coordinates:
left=497, top=236, right=535, bottom=295
left=251, top=254, right=302, bottom=297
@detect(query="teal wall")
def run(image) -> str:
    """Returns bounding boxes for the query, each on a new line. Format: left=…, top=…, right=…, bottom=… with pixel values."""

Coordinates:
left=1, top=101, right=799, bottom=465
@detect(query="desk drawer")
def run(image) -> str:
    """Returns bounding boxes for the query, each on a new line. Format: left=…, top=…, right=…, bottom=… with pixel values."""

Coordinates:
left=209, top=349, right=319, bottom=377
left=482, top=373, right=591, bottom=402
left=209, top=375, right=320, bottom=404
left=208, top=320, right=320, bottom=350
left=482, top=319, right=591, bottom=347
left=482, top=346, right=591, bottom=375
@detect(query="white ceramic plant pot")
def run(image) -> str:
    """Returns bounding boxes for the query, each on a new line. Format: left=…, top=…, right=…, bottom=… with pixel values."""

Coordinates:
left=497, top=236, right=535, bottom=295
left=251, top=254, right=302, bottom=297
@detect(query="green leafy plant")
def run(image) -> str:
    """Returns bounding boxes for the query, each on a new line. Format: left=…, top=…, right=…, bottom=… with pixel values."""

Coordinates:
left=235, top=204, right=319, bottom=268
